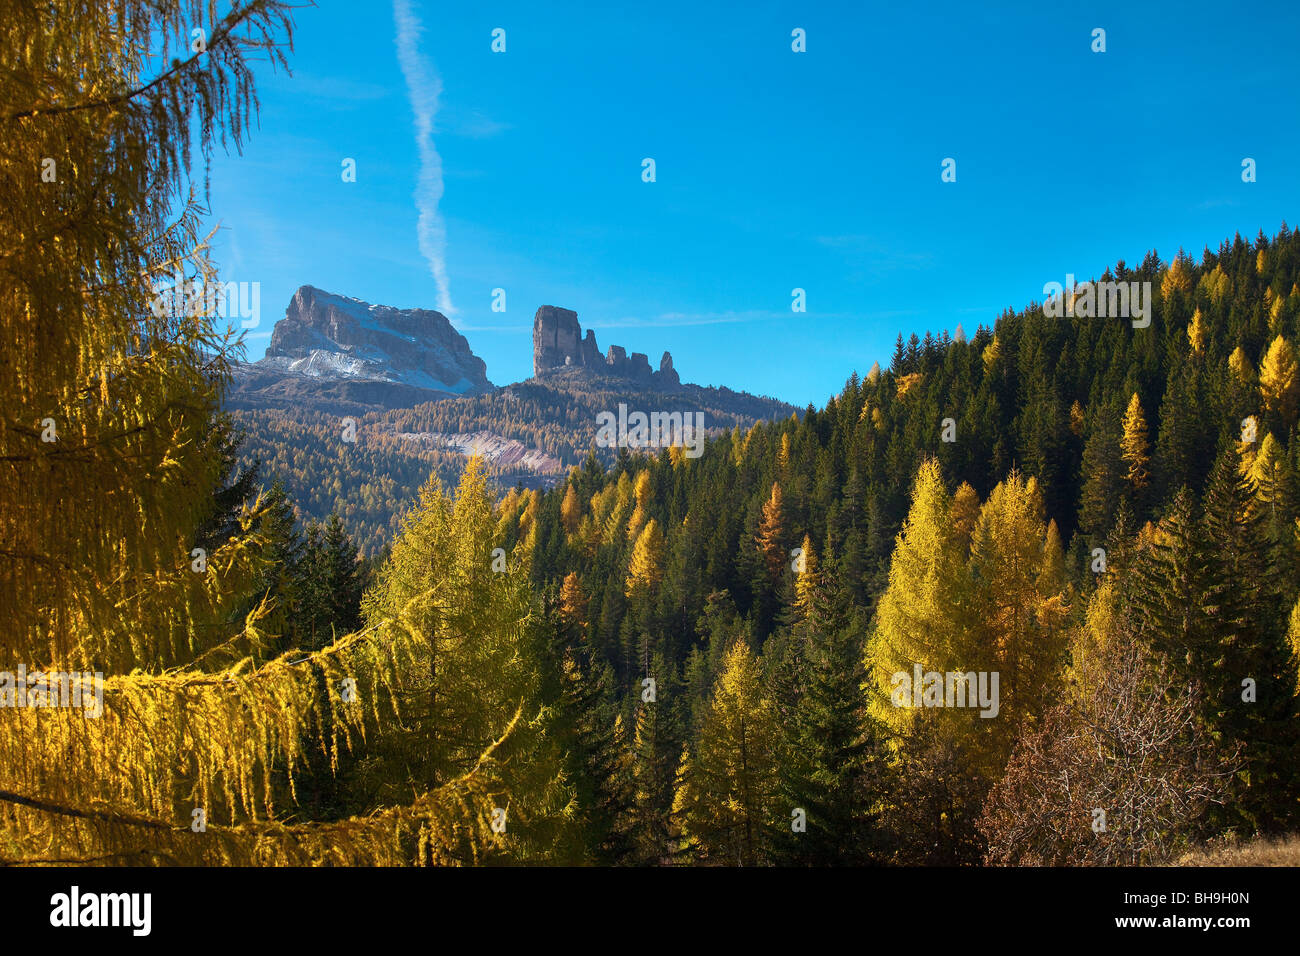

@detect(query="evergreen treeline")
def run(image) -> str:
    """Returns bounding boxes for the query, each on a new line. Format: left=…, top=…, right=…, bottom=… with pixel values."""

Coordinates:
left=242, top=478, right=373, bottom=651
left=228, top=408, right=474, bottom=555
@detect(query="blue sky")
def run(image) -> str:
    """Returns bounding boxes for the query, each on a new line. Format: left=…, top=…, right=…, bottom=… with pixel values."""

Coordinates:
left=204, top=0, right=1300, bottom=409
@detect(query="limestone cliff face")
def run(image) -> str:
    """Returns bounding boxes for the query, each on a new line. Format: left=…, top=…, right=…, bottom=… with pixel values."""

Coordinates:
left=581, top=329, right=600, bottom=367
left=532, top=305, right=678, bottom=388
left=532, top=306, right=583, bottom=372
left=262, top=285, right=491, bottom=394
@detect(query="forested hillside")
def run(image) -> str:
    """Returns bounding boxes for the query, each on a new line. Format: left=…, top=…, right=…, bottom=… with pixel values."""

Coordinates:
left=230, top=370, right=794, bottom=553
left=229, top=409, right=483, bottom=554
left=498, top=225, right=1300, bottom=863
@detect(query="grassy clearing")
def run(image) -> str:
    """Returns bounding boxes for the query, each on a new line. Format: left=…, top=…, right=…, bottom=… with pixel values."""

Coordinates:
left=1174, top=834, right=1300, bottom=866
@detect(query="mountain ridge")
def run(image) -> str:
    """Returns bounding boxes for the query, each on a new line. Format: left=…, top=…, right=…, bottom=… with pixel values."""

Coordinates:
left=228, top=286, right=792, bottom=417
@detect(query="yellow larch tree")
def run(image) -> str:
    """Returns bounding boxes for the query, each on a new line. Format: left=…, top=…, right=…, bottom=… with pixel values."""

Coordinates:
left=0, top=0, right=547, bottom=866
left=626, top=518, right=665, bottom=598
left=672, top=639, right=782, bottom=866
left=950, top=481, right=982, bottom=550
left=359, top=457, right=575, bottom=862
left=1246, top=433, right=1291, bottom=519
left=1120, top=393, right=1151, bottom=490
left=601, top=472, right=634, bottom=545
left=1229, top=346, right=1256, bottom=384
left=1289, top=597, right=1300, bottom=696
left=966, top=472, right=1069, bottom=758
left=865, top=459, right=968, bottom=735
left=793, top=533, right=818, bottom=620
left=559, top=572, right=589, bottom=633
left=560, top=483, right=582, bottom=538
left=867, top=462, right=1069, bottom=781
left=626, top=469, right=653, bottom=541
left=755, top=482, right=787, bottom=582
left=982, top=336, right=1002, bottom=371
left=1259, top=335, right=1300, bottom=427
left=1187, top=308, right=1208, bottom=353
left=1161, top=253, right=1194, bottom=299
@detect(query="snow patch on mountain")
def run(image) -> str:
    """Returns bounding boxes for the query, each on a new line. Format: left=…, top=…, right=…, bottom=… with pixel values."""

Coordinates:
left=242, top=285, right=492, bottom=397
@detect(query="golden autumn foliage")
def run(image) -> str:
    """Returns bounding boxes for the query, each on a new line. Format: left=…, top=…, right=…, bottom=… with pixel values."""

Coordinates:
left=560, top=483, right=582, bottom=537
left=866, top=460, right=968, bottom=738
left=1120, top=393, right=1151, bottom=490
left=866, top=461, right=1068, bottom=780
left=755, top=482, right=787, bottom=581
left=1200, top=263, right=1231, bottom=306
left=1260, top=335, right=1300, bottom=426
left=793, top=533, right=818, bottom=620
left=0, top=0, right=565, bottom=866
left=1289, top=597, right=1300, bottom=696
left=1067, top=579, right=1121, bottom=700
left=358, top=457, right=574, bottom=860
left=1269, top=292, right=1286, bottom=335
left=559, top=572, right=588, bottom=631
left=895, top=372, right=924, bottom=398
left=1162, top=255, right=1194, bottom=299
left=626, top=518, right=665, bottom=598
left=950, top=481, right=981, bottom=549
left=1246, top=433, right=1291, bottom=517
left=1188, top=308, right=1208, bottom=353
left=626, top=469, right=653, bottom=542
left=983, top=335, right=1002, bottom=370
left=672, top=640, right=782, bottom=865
left=968, top=474, right=1068, bottom=725
left=1230, top=346, right=1256, bottom=384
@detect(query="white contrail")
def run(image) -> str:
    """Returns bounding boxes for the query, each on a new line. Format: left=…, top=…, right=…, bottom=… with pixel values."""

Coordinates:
left=392, top=0, right=454, bottom=316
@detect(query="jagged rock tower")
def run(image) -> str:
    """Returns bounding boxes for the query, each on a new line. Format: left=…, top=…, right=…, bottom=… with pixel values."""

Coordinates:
left=532, top=305, right=679, bottom=388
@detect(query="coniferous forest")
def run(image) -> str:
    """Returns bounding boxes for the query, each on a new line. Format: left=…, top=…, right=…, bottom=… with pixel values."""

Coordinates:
left=3, top=0, right=1300, bottom=889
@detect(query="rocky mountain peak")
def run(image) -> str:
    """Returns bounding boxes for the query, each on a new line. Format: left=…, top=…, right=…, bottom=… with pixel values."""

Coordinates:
left=260, top=285, right=492, bottom=395
left=532, top=305, right=679, bottom=388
